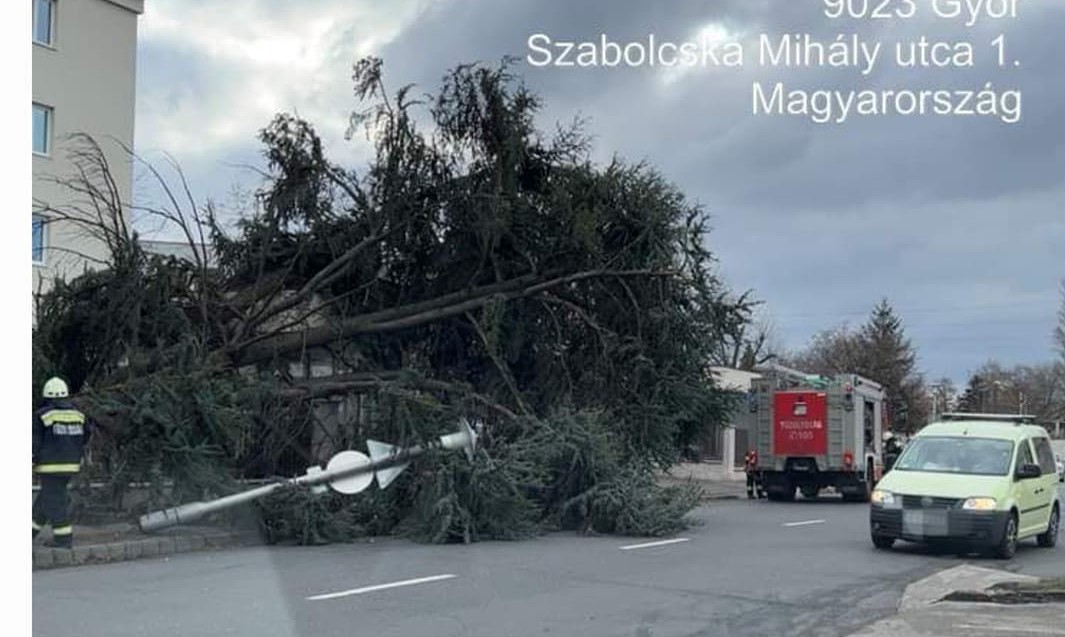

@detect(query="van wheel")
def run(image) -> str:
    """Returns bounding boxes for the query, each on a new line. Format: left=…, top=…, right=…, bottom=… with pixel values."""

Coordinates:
left=993, top=513, right=1019, bottom=560
left=872, top=534, right=894, bottom=550
left=1037, top=505, right=1059, bottom=548
left=800, top=486, right=820, bottom=499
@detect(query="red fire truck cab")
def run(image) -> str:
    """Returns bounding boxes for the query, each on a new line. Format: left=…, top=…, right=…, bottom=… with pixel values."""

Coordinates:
left=748, top=365, right=887, bottom=502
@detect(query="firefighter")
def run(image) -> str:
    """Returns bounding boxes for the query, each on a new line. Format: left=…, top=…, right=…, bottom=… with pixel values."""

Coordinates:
left=883, top=432, right=903, bottom=455
left=32, top=377, right=93, bottom=548
left=883, top=431, right=902, bottom=472
left=744, top=449, right=759, bottom=499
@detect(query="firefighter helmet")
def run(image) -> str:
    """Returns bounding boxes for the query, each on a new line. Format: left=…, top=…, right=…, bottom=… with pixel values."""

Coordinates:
left=42, top=377, right=69, bottom=398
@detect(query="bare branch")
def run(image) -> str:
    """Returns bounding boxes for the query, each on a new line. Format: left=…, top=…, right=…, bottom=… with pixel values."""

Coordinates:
left=243, top=226, right=392, bottom=332
left=465, top=311, right=533, bottom=417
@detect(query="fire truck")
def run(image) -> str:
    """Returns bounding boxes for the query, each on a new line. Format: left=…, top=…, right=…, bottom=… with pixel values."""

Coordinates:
left=747, top=364, right=887, bottom=502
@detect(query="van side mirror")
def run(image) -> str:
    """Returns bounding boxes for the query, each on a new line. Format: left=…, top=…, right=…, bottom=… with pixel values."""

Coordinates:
left=1016, top=463, right=1042, bottom=480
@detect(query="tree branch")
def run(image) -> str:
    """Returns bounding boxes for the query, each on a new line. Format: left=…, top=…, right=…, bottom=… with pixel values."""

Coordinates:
left=281, top=372, right=519, bottom=420
left=229, top=268, right=675, bottom=365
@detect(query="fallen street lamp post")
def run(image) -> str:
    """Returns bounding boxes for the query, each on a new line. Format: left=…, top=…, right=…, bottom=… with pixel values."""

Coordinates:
left=138, top=420, right=478, bottom=533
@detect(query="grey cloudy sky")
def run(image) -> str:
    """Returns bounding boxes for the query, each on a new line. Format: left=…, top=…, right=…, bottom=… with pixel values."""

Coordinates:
left=132, top=0, right=1065, bottom=386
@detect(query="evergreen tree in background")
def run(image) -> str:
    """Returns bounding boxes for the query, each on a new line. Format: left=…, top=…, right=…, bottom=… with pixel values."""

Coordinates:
left=783, top=299, right=926, bottom=432
left=956, top=374, right=985, bottom=413
left=858, top=299, right=926, bottom=432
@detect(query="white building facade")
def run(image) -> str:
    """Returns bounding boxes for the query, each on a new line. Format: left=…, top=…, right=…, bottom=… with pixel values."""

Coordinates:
left=32, top=0, right=144, bottom=297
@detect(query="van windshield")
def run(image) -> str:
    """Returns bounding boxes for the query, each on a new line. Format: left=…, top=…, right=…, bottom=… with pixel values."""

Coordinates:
left=892, top=436, right=1015, bottom=476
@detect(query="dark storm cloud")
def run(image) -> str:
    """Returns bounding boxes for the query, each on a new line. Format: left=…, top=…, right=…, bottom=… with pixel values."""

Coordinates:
left=377, top=0, right=1064, bottom=212
left=135, top=0, right=1065, bottom=382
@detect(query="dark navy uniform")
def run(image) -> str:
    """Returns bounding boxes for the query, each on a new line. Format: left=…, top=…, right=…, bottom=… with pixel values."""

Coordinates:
left=33, top=399, right=92, bottom=547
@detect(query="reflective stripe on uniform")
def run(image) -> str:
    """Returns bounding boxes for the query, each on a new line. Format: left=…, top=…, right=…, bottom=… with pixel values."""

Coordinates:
left=32, top=521, right=43, bottom=531
left=41, top=409, right=86, bottom=427
left=34, top=463, right=81, bottom=474
left=52, top=525, right=73, bottom=536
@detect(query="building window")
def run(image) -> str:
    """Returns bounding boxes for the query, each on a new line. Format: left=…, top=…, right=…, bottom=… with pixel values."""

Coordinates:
left=33, top=0, right=55, bottom=46
left=33, top=103, right=52, bottom=155
left=32, top=215, right=46, bottom=264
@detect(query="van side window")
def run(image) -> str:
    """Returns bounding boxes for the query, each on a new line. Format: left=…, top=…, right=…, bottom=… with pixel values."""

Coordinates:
left=1017, top=441, right=1034, bottom=471
left=1033, top=438, right=1057, bottom=476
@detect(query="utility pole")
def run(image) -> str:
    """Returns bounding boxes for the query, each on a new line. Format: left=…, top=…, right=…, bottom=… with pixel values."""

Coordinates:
left=929, top=383, right=943, bottom=422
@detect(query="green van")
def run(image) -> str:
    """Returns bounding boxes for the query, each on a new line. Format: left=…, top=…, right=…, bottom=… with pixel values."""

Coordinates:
left=869, top=414, right=1060, bottom=559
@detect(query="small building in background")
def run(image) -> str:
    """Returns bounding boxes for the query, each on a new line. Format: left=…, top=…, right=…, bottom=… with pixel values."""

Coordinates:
left=709, top=366, right=762, bottom=464
left=686, top=367, right=761, bottom=478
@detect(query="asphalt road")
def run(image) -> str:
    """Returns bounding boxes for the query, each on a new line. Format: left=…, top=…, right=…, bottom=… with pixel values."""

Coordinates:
left=33, top=486, right=1065, bottom=637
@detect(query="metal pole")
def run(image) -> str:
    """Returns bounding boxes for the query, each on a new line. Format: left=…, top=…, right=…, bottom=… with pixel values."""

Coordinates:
left=139, top=446, right=424, bottom=532
left=139, top=423, right=476, bottom=533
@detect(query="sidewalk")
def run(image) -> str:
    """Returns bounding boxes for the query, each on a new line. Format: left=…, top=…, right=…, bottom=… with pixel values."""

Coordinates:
left=32, top=522, right=259, bottom=571
left=655, top=462, right=749, bottom=500
left=848, top=565, right=1065, bottom=637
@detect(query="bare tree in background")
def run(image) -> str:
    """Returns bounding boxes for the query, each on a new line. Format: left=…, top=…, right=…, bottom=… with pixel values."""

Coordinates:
left=779, top=324, right=865, bottom=375
left=958, top=360, right=1065, bottom=423
left=1056, top=279, right=1065, bottom=361
left=927, top=377, right=958, bottom=420
left=711, top=293, right=780, bottom=371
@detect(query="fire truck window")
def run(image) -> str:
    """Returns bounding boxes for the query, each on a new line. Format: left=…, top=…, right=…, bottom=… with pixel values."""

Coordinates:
left=864, top=401, right=874, bottom=449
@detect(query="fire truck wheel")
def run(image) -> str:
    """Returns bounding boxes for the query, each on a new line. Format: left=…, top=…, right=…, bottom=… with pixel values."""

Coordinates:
left=775, top=484, right=796, bottom=502
left=842, top=484, right=872, bottom=503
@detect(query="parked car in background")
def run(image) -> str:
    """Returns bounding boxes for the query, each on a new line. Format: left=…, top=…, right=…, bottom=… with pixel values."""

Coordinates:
left=1056, top=454, right=1064, bottom=482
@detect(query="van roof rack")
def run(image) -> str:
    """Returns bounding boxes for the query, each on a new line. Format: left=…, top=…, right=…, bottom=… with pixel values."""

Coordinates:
left=938, top=413, right=1037, bottom=425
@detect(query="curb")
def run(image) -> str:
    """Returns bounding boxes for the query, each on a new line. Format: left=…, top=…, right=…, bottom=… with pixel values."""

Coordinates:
left=32, top=527, right=259, bottom=571
left=942, top=589, right=1065, bottom=604
left=898, top=565, right=1038, bottom=612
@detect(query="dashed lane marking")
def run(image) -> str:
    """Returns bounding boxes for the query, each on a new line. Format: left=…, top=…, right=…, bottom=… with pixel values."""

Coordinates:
left=783, top=519, right=826, bottom=528
left=618, top=538, right=691, bottom=551
left=306, top=574, right=458, bottom=601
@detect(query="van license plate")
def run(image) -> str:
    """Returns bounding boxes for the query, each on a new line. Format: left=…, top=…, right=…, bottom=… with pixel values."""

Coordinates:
left=903, top=510, right=948, bottom=536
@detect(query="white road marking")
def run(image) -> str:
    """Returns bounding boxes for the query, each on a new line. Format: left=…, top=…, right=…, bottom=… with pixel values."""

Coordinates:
left=618, top=538, right=691, bottom=551
left=783, top=519, right=826, bottom=527
left=957, top=624, right=1063, bottom=635
left=306, top=574, right=457, bottom=601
